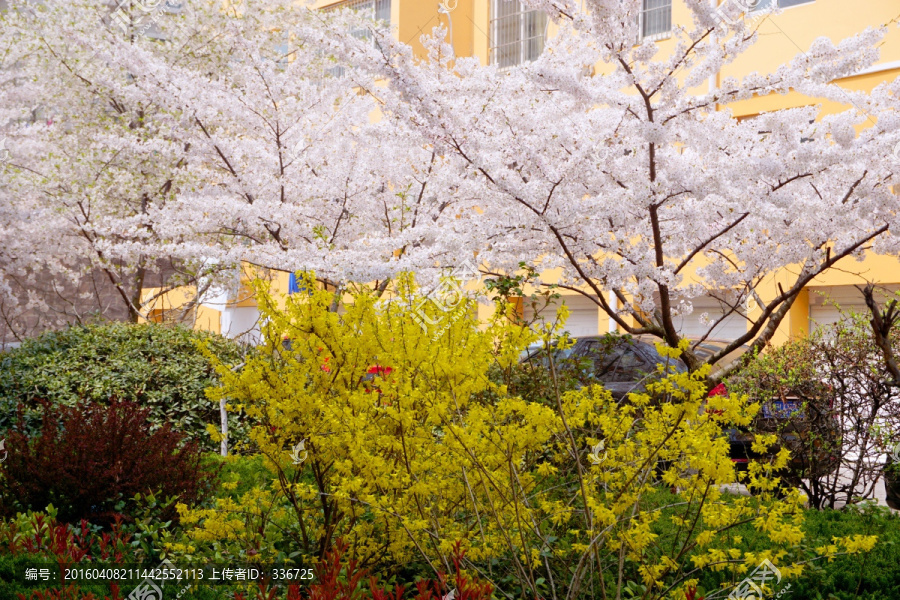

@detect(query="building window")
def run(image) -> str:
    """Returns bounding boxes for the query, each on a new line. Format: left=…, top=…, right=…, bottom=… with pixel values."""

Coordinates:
left=490, top=0, right=547, bottom=68
left=324, top=0, right=391, bottom=24
left=322, top=0, right=391, bottom=78
left=639, top=0, right=672, bottom=41
left=751, top=0, right=814, bottom=10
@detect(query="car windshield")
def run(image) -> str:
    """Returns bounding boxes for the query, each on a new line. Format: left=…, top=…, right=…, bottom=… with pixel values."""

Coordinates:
left=522, top=343, right=576, bottom=367
left=580, top=340, right=652, bottom=382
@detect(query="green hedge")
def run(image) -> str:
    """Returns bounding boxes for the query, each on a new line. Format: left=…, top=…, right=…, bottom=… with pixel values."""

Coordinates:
left=0, top=322, right=249, bottom=450
left=682, top=498, right=900, bottom=599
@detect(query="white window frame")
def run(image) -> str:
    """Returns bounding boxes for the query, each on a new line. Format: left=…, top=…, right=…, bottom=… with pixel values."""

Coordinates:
left=489, top=0, right=547, bottom=68
left=323, top=0, right=391, bottom=23
left=321, top=0, right=391, bottom=78
left=751, top=0, right=815, bottom=12
left=638, top=0, right=672, bottom=42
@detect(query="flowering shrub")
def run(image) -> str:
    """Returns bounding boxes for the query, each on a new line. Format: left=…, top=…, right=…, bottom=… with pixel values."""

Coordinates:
left=0, top=401, right=218, bottom=525
left=172, top=274, right=876, bottom=599
left=727, top=315, right=900, bottom=509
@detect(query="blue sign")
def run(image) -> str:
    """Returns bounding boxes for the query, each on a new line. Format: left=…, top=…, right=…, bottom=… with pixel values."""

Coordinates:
left=288, top=272, right=305, bottom=295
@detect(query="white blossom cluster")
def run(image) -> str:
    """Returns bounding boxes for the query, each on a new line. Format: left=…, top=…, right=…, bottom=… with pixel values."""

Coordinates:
left=0, top=0, right=898, bottom=363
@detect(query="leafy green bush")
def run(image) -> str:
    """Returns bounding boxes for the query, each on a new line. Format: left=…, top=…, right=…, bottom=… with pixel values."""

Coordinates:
left=0, top=322, right=248, bottom=449
left=726, top=316, right=900, bottom=509
left=686, top=499, right=900, bottom=599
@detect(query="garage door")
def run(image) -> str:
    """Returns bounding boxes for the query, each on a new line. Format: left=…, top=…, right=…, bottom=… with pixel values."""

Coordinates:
left=523, top=294, right=599, bottom=337
left=674, top=296, right=747, bottom=342
left=221, top=306, right=262, bottom=344
left=809, top=285, right=900, bottom=331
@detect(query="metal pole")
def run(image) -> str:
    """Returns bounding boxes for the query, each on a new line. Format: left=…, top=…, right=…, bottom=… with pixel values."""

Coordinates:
left=220, top=397, right=228, bottom=457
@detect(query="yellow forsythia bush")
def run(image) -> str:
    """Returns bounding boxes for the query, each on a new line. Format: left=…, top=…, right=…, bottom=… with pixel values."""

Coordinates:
left=174, top=273, right=875, bottom=599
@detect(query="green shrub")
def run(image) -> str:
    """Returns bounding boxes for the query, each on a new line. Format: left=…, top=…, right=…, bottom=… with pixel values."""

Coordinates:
left=0, top=322, right=248, bottom=450
left=676, top=497, right=900, bottom=599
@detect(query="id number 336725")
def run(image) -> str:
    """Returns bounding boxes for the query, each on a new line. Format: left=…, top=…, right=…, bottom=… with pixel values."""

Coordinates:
left=271, top=568, right=314, bottom=581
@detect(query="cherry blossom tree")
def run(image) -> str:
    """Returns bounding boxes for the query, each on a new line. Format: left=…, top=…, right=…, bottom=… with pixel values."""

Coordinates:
left=0, top=0, right=241, bottom=336
left=97, top=0, right=900, bottom=370
left=4, top=0, right=900, bottom=370
left=99, top=0, right=443, bottom=295
left=318, top=0, right=900, bottom=370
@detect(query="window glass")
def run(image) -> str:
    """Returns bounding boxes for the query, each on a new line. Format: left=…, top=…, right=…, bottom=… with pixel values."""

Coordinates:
left=641, top=0, right=672, bottom=39
left=490, top=0, right=547, bottom=67
left=328, top=0, right=391, bottom=22
left=582, top=341, right=648, bottom=382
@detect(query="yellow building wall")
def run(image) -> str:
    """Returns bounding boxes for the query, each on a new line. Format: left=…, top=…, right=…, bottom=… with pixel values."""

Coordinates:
left=195, top=305, right=223, bottom=334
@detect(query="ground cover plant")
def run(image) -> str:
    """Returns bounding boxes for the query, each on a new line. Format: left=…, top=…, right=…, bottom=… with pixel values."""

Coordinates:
left=2, top=490, right=897, bottom=600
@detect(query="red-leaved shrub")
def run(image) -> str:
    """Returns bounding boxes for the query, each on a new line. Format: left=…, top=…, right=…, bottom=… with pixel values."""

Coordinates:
left=251, top=540, right=492, bottom=600
left=0, top=400, right=217, bottom=524
left=231, top=540, right=493, bottom=600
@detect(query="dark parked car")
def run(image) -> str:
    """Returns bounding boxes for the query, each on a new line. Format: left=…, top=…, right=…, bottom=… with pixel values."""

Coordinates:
left=521, top=335, right=688, bottom=399
left=521, top=335, right=751, bottom=398
left=521, top=335, right=839, bottom=491
left=884, top=462, right=900, bottom=510
left=725, top=393, right=840, bottom=491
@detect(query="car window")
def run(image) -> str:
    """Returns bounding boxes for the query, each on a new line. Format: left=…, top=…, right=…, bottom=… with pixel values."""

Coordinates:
left=581, top=341, right=649, bottom=382
left=579, top=341, right=618, bottom=371
left=616, top=350, right=645, bottom=370
left=523, top=344, right=576, bottom=367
